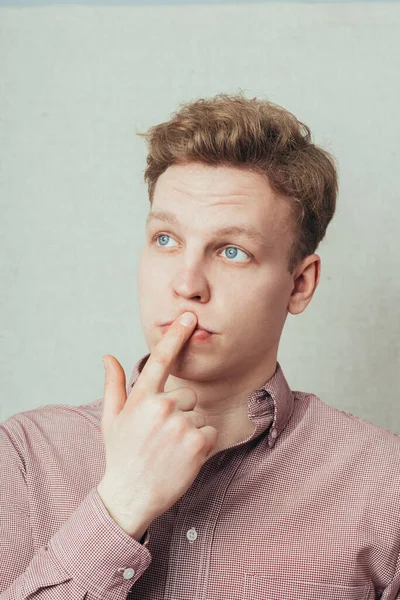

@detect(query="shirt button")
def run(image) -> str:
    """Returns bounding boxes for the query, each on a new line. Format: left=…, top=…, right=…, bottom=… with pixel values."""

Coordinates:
left=186, top=528, right=198, bottom=542
left=271, top=428, right=278, bottom=438
left=122, top=568, right=135, bottom=579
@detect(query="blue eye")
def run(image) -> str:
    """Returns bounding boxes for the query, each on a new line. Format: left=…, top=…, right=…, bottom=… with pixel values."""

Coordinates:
left=154, top=234, right=249, bottom=262
left=155, top=234, right=177, bottom=247
left=220, top=247, right=249, bottom=262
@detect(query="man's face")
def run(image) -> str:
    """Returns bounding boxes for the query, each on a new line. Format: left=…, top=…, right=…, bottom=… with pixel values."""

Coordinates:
left=137, top=161, right=296, bottom=382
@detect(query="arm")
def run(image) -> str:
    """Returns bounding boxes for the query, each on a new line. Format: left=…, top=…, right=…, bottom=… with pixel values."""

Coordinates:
left=0, top=424, right=152, bottom=599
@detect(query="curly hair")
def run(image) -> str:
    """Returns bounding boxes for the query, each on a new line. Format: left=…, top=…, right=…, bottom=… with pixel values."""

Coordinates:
left=137, top=91, right=338, bottom=274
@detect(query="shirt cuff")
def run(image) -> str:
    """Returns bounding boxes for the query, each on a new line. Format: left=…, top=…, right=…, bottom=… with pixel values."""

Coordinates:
left=46, top=486, right=152, bottom=600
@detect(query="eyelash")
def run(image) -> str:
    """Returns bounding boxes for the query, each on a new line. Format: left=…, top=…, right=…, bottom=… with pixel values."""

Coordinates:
left=151, top=233, right=251, bottom=262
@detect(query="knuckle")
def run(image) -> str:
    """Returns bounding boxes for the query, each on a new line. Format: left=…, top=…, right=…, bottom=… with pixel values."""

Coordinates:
left=103, top=379, right=112, bottom=392
left=155, top=349, right=170, bottom=369
left=170, top=414, right=189, bottom=435
left=186, top=429, right=205, bottom=454
left=177, top=326, right=187, bottom=343
left=195, top=412, right=206, bottom=428
left=156, top=395, right=175, bottom=417
left=182, top=386, right=197, bottom=402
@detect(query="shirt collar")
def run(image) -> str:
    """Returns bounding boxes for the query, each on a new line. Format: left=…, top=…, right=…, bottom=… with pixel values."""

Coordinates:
left=126, top=354, right=294, bottom=450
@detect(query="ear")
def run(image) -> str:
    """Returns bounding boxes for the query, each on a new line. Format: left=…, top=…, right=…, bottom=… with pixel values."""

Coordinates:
left=287, top=254, right=321, bottom=316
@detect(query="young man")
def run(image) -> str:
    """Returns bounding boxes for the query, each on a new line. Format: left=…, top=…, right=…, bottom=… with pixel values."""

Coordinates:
left=1, top=93, right=400, bottom=600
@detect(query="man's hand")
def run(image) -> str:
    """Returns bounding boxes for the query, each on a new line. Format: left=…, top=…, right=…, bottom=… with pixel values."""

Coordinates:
left=97, top=312, right=218, bottom=539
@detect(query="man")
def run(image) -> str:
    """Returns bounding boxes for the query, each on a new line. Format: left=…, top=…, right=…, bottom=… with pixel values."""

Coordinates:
left=1, top=92, right=400, bottom=599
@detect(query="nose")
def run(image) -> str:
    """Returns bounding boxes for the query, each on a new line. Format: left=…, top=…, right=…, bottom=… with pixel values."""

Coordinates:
left=171, top=265, right=210, bottom=304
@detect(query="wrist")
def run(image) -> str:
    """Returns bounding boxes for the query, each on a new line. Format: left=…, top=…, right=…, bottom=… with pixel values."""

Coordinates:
left=96, top=482, right=150, bottom=541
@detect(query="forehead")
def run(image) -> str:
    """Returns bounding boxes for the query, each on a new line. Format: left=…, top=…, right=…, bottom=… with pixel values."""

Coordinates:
left=154, top=162, right=271, bottom=200
left=150, top=162, right=294, bottom=244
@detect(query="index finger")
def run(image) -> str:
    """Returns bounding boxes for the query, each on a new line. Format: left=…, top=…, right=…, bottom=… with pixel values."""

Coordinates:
left=134, top=312, right=197, bottom=395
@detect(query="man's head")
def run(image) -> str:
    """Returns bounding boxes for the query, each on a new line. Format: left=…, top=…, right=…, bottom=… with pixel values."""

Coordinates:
left=136, top=93, right=338, bottom=386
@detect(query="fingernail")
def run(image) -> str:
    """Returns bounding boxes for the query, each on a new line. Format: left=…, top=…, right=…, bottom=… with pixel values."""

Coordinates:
left=102, top=356, right=108, bottom=372
left=179, top=312, right=195, bottom=327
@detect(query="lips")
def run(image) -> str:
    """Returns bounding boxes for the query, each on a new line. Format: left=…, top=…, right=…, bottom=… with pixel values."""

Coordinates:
left=161, top=321, right=213, bottom=334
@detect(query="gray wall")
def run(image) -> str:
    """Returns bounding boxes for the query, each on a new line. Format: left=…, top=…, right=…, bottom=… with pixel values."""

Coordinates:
left=1, top=3, right=399, bottom=433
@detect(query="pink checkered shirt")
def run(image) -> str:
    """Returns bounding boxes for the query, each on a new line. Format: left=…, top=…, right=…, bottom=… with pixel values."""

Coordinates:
left=1, top=353, right=400, bottom=599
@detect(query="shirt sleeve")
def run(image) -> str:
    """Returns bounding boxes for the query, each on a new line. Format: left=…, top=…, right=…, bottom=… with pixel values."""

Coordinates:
left=0, top=424, right=152, bottom=600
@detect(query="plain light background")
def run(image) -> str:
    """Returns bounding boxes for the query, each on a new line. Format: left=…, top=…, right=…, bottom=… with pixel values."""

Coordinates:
left=0, top=3, right=399, bottom=433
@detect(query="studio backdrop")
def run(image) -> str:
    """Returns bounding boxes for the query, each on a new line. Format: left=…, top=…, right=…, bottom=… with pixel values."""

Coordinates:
left=0, top=1, right=399, bottom=433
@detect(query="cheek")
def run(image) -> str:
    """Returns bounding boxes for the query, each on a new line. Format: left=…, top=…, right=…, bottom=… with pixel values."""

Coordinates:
left=138, top=251, right=159, bottom=284
left=243, top=274, right=286, bottom=317
left=138, top=254, right=171, bottom=300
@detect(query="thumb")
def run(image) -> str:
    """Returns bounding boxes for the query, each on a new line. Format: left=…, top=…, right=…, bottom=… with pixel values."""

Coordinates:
left=101, top=355, right=127, bottom=432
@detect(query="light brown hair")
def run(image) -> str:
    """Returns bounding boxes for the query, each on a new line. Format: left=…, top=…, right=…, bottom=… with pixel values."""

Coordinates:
left=137, top=92, right=338, bottom=274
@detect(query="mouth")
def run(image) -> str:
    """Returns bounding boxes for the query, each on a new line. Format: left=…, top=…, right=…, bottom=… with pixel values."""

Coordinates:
left=160, top=321, right=214, bottom=334
left=159, top=322, right=216, bottom=344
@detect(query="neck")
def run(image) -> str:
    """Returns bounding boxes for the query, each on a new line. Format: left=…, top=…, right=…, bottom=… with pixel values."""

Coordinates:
left=163, top=357, right=277, bottom=454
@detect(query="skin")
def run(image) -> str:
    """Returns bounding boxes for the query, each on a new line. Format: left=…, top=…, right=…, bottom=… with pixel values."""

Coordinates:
left=137, top=161, right=320, bottom=454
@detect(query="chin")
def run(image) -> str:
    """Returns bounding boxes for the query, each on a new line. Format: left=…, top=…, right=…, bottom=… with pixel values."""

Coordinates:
left=171, top=351, right=220, bottom=382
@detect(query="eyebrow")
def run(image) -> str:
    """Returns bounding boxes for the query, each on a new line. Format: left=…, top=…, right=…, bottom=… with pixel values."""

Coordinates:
left=145, top=210, right=271, bottom=248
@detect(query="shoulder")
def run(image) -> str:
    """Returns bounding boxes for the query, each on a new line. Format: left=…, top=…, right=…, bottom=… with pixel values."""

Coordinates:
left=1, top=397, right=104, bottom=454
left=292, top=390, right=400, bottom=463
